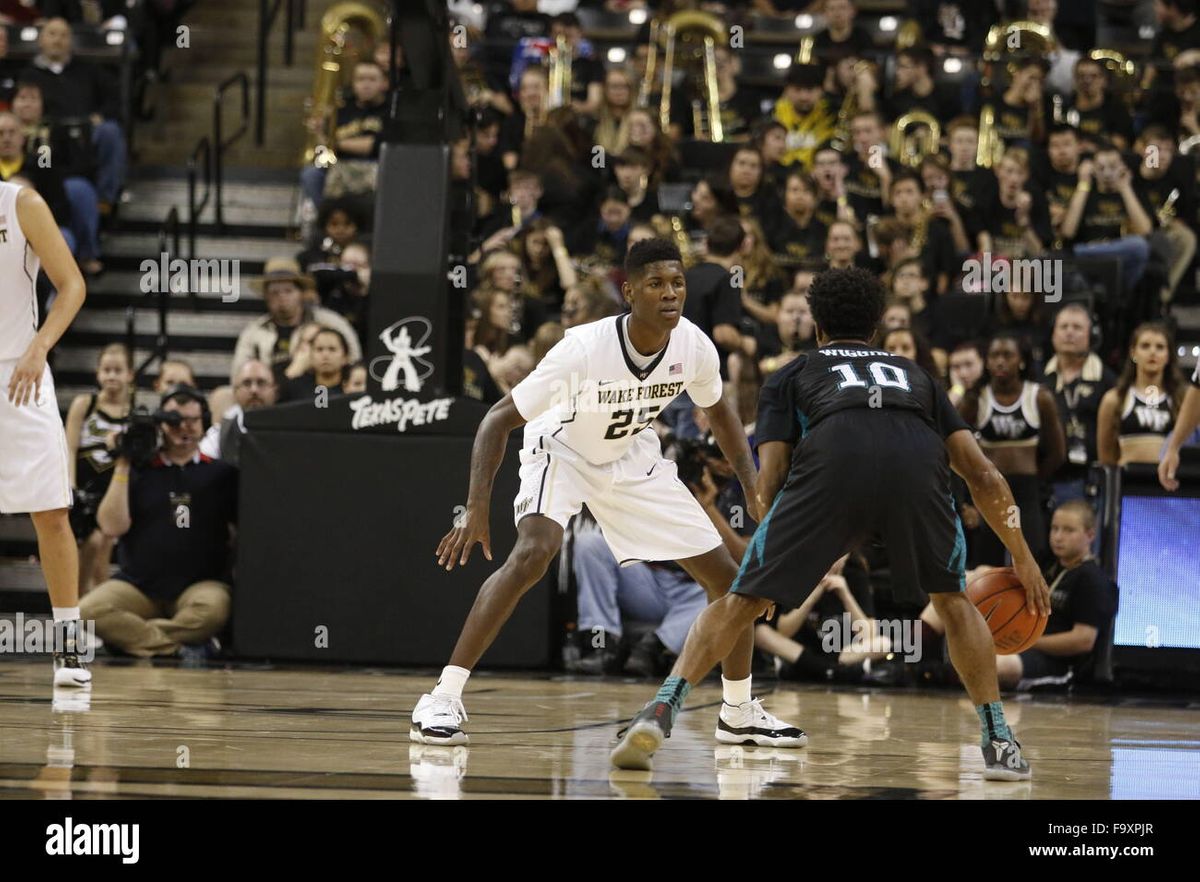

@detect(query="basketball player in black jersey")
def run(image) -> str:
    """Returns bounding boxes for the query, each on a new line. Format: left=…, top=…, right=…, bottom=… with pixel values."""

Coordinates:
left=612, top=267, right=1052, bottom=780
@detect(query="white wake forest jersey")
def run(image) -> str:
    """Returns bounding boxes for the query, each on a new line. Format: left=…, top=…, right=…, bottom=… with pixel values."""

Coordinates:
left=0, top=181, right=40, bottom=361
left=510, top=314, right=723, bottom=464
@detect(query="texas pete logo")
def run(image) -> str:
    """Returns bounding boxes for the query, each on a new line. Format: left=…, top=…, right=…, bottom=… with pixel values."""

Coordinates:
left=370, top=317, right=435, bottom=392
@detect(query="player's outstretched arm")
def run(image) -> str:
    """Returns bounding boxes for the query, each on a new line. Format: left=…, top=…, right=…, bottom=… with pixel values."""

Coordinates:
left=702, top=395, right=760, bottom=522
left=436, top=394, right=527, bottom=570
left=7, top=187, right=86, bottom=406
left=1161, top=386, right=1200, bottom=491
left=946, top=429, right=1051, bottom=616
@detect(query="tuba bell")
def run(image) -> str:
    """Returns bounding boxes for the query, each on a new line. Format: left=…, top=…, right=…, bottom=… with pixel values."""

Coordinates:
left=980, top=20, right=1056, bottom=93
left=302, top=0, right=388, bottom=167
left=889, top=110, right=941, bottom=168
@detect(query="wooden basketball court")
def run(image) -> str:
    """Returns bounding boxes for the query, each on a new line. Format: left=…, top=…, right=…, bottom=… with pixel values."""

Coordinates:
left=2, top=658, right=1198, bottom=799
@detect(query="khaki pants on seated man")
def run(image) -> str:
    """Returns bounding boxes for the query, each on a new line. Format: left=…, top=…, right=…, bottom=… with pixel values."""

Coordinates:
left=81, top=579, right=231, bottom=657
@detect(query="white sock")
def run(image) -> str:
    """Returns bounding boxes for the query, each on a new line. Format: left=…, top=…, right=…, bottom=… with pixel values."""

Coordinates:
left=52, top=607, right=80, bottom=623
left=722, top=675, right=752, bottom=707
left=432, top=665, right=471, bottom=699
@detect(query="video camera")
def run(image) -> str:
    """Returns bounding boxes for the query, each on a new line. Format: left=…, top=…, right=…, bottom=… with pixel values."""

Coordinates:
left=117, top=407, right=183, bottom=468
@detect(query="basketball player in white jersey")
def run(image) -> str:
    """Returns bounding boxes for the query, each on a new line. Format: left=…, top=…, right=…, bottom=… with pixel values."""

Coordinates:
left=0, top=179, right=91, bottom=687
left=410, top=239, right=806, bottom=747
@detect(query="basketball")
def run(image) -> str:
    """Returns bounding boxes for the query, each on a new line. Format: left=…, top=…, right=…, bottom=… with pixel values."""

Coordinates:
left=966, top=567, right=1048, bottom=655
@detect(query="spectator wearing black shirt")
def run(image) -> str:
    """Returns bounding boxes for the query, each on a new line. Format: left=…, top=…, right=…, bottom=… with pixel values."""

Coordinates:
left=0, top=111, right=71, bottom=232
left=885, top=46, right=962, bottom=123
left=0, top=28, right=25, bottom=110
left=727, top=145, right=782, bottom=236
left=1061, top=145, right=1154, bottom=294
left=1038, top=124, right=1081, bottom=247
left=888, top=257, right=950, bottom=351
left=945, top=117, right=997, bottom=241
left=752, top=119, right=790, bottom=192
left=484, top=0, right=549, bottom=75
left=918, top=153, right=973, bottom=255
left=843, top=111, right=899, bottom=224
left=1135, top=124, right=1198, bottom=301
left=811, top=144, right=853, bottom=228
left=757, top=286, right=817, bottom=377
left=990, top=59, right=1047, bottom=150
left=472, top=109, right=508, bottom=202
left=299, top=60, right=387, bottom=206
left=709, top=46, right=765, bottom=141
left=1043, top=304, right=1115, bottom=505
left=995, top=501, right=1117, bottom=689
left=297, top=197, right=364, bottom=272
left=908, top=0, right=997, bottom=55
left=83, top=387, right=238, bottom=658
left=977, top=147, right=1053, bottom=259
left=813, top=0, right=875, bottom=62
left=888, top=171, right=959, bottom=297
left=450, top=24, right=512, bottom=117
left=570, top=186, right=631, bottom=266
left=770, top=171, right=828, bottom=268
left=278, top=326, right=352, bottom=403
left=611, top=147, right=659, bottom=224
left=1061, top=56, right=1133, bottom=151
left=686, top=175, right=739, bottom=238
left=20, top=18, right=125, bottom=208
left=683, top=215, right=744, bottom=378
left=1143, top=0, right=1200, bottom=97
left=11, top=79, right=101, bottom=272
left=477, top=167, right=543, bottom=248
left=499, top=65, right=548, bottom=170
left=547, top=12, right=603, bottom=115
left=825, top=219, right=864, bottom=270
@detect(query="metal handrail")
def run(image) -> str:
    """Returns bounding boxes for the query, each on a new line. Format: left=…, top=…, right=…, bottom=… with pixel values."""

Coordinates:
left=187, top=136, right=212, bottom=260
left=133, top=206, right=181, bottom=378
left=256, top=0, right=298, bottom=146
left=213, top=72, right=250, bottom=232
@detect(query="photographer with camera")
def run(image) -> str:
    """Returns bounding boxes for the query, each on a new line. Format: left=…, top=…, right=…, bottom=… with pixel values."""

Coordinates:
left=81, top=385, right=238, bottom=658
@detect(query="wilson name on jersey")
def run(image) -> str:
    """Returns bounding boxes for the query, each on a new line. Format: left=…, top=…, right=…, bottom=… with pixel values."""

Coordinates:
left=510, top=314, right=723, bottom=465
left=756, top=342, right=965, bottom=446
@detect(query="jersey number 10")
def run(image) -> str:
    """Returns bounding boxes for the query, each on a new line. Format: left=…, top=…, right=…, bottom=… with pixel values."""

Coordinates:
left=830, top=361, right=911, bottom=391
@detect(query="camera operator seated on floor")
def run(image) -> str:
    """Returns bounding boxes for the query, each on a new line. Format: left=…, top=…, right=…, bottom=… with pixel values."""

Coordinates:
left=921, top=500, right=1118, bottom=691
left=754, top=553, right=894, bottom=683
left=80, top=386, right=238, bottom=660
left=567, top=424, right=755, bottom=677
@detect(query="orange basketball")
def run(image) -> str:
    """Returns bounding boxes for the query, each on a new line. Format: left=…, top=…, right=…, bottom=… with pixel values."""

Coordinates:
left=966, top=567, right=1047, bottom=654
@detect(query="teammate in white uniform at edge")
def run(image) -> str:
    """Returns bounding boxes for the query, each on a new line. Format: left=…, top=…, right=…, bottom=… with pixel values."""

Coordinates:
left=0, top=180, right=91, bottom=688
left=410, top=238, right=807, bottom=749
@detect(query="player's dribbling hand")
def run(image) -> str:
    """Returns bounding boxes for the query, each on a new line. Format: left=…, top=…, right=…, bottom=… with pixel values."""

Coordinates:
left=7, top=344, right=46, bottom=407
left=1014, top=557, right=1052, bottom=618
left=436, top=508, right=492, bottom=570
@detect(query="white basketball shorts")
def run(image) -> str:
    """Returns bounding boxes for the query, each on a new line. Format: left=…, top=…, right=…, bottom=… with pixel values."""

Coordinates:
left=513, top=426, right=722, bottom=565
left=0, top=359, right=72, bottom=514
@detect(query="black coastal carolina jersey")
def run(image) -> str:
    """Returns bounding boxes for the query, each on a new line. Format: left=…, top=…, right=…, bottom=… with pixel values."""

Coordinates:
left=756, top=342, right=969, bottom=447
